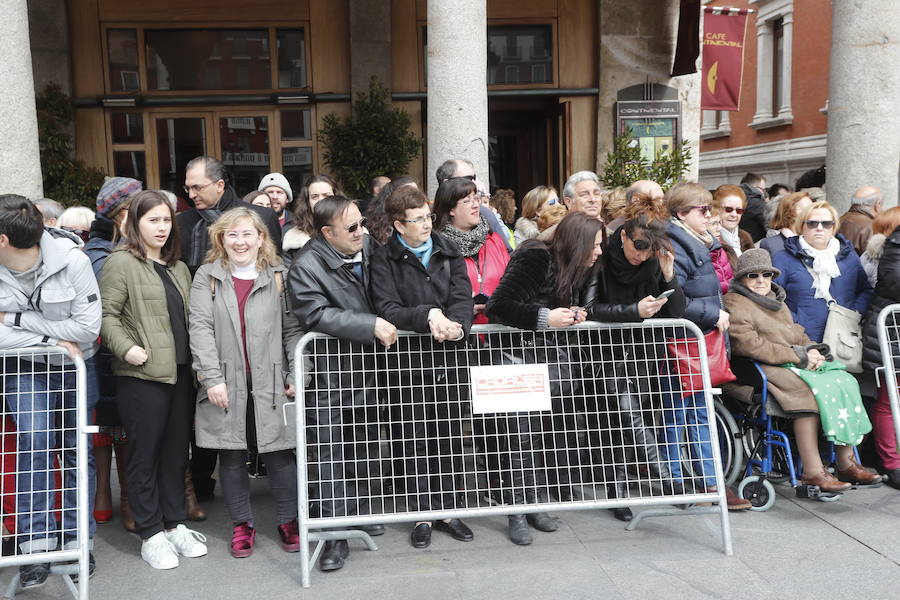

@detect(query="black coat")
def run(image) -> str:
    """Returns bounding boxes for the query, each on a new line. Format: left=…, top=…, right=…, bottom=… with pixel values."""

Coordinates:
left=177, top=186, right=282, bottom=272
left=288, top=234, right=379, bottom=345
left=862, top=226, right=900, bottom=372
left=370, top=233, right=473, bottom=335
left=740, top=183, right=768, bottom=242
left=288, top=234, right=381, bottom=408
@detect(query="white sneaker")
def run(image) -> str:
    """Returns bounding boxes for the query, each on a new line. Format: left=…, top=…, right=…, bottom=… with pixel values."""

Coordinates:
left=165, top=524, right=208, bottom=558
left=141, top=532, right=179, bottom=570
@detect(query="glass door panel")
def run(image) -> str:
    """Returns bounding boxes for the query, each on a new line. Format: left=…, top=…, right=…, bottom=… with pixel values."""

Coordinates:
left=219, top=115, right=270, bottom=198
left=155, top=115, right=209, bottom=201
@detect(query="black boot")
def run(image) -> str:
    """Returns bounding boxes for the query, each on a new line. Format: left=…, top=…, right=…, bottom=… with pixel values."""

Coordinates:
left=319, top=540, right=349, bottom=572
left=507, top=515, right=532, bottom=546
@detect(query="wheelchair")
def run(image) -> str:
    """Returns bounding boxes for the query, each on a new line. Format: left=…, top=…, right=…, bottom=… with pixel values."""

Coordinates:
left=721, top=359, right=851, bottom=511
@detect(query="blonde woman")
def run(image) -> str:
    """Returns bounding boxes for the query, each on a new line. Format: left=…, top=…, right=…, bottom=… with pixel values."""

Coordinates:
left=515, top=185, right=559, bottom=244
left=189, top=207, right=302, bottom=558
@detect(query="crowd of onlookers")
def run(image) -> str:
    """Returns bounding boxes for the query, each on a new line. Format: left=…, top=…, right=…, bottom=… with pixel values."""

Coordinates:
left=1, top=157, right=898, bottom=587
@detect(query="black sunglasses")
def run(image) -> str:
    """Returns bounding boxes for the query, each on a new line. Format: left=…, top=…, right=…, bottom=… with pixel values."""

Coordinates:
left=805, top=220, right=835, bottom=230
left=332, top=217, right=367, bottom=233
left=631, top=238, right=652, bottom=251
left=723, top=206, right=745, bottom=215
left=746, top=272, right=775, bottom=279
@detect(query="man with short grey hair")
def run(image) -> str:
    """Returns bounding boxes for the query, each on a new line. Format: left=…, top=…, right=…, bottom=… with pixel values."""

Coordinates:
left=33, top=198, right=64, bottom=228
left=538, top=170, right=604, bottom=241
left=838, top=185, right=883, bottom=254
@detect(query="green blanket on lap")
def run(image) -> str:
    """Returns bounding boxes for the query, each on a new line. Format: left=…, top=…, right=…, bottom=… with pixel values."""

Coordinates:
left=783, top=361, right=872, bottom=446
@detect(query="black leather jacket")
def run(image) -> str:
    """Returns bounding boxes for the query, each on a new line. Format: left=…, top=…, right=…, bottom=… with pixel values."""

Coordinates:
left=288, top=234, right=379, bottom=344
left=863, top=227, right=900, bottom=372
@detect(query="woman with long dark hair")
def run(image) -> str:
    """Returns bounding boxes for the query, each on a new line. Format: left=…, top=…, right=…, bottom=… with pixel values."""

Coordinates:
left=100, top=191, right=206, bottom=569
left=283, top=174, right=341, bottom=259
left=487, top=211, right=602, bottom=543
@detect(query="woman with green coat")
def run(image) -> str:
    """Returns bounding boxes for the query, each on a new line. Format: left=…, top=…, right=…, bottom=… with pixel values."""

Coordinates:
left=188, top=207, right=302, bottom=559
left=100, top=190, right=207, bottom=570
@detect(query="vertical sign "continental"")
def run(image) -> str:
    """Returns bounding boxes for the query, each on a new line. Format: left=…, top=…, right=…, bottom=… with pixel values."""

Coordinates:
left=701, top=8, right=750, bottom=111
left=470, top=364, right=552, bottom=414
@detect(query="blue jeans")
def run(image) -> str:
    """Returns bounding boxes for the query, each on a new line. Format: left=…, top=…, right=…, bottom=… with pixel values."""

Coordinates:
left=659, top=376, right=716, bottom=488
left=4, top=356, right=97, bottom=553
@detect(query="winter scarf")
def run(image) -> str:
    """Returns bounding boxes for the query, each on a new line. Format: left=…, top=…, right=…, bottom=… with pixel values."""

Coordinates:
left=441, top=217, right=490, bottom=258
left=799, top=236, right=841, bottom=303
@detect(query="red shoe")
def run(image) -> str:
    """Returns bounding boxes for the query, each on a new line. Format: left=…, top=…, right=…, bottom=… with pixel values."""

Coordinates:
left=277, top=519, right=300, bottom=553
left=93, top=509, right=113, bottom=524
left=230, top=522, right=256, bottom=558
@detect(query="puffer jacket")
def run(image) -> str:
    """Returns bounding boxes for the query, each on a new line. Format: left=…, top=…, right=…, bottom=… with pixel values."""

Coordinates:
left=0, top=229, right=101, bottom=359
left=739, top=183, right=768, bottom=242
left=99, top=248, right=192, bottom=383
left=189, top=260, right=301, bottom=453
left=773, top=234, right=873, bottom=343
left=666, top=221, right=723, bottom=333
left=862, top=226, right=900, bottom=372
left=710, top=246, right=733, bottom=294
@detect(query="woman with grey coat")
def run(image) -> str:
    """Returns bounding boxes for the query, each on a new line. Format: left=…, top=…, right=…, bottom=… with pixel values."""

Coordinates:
left=188, top=207, right=302, bottom=559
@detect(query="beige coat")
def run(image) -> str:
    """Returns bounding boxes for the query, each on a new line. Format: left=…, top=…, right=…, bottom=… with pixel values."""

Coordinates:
left=724, top=288, right=818, bottom=413
left=189, top=260, right=302, bottom=453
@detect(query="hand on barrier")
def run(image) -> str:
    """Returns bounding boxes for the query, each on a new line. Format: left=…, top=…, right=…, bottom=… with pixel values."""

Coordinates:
left=374, top=317, right=398, bottom=347
left=548, top=307, right=579, bottom=328
left=207, top=382, right=229, bottom=409
left=428, top=312, right=463, bottom=342
left=638, top=296, right=667, bottom=319
left=570, top=306, right=588, bottom=324
left=124, top=344, right=148, bottom=365
left=56, top=339, right=83, bottom=358
left=285, top=383, right=295, bottom=398
left=716, top=310, right=730, bottom=332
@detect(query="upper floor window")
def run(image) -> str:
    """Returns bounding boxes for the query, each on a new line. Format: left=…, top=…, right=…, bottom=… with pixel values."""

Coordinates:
left=487, top=25, right=553, bottom=85
left=750, top=0, right=794, bottom=128
left=106, top=26, right=308, bottom=93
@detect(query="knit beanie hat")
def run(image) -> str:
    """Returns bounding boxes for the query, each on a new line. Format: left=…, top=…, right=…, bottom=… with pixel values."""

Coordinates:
left=96, top=176, right=142, bottom=217
left=257, top=172, right=293, bottom=202
left=732, top=247, right=781, bottom=281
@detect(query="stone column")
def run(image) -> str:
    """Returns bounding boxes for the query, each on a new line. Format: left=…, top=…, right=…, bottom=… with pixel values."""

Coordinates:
left=0, top=0, right=43, bottom=198
left=426, top=0, right=488, bottom=198
left=827, top=1, right=900, bottom=211
left=751, top=23, right=774, bottom=123
left=776, top=12, right=794, bottom=121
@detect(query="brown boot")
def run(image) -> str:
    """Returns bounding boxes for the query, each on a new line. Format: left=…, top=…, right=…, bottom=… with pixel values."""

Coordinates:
left=114, top=441, right=138, bottom=533
left=185, top=469, right=207, bottom=522
left=802, top=467, right=853, bottom=492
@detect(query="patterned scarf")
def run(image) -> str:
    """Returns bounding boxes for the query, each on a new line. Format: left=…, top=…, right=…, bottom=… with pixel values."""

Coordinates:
left=441, top=217, right=490, bottom=257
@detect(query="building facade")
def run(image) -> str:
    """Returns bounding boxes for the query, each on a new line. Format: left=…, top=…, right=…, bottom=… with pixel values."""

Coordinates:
left=8, top=0, right=702, bottom=204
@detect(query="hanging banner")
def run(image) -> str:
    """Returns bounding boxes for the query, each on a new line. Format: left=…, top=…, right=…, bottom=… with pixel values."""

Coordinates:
left=701, top=8, right=750, bottom=111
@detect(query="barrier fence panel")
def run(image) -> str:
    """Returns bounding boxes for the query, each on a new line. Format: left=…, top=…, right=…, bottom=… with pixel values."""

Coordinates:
left=877, top=304, right=900, bottom=455
left=0, top=347, right=92, bottom=599
left=291, top=319, right=733, bottom=588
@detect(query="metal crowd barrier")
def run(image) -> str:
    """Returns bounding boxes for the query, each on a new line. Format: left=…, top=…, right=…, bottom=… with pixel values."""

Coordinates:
left=290, top=319, right=733, bottom=588
left=877, top=304, right=900, bottom=452
left=0, top=347, right=93, bottom=599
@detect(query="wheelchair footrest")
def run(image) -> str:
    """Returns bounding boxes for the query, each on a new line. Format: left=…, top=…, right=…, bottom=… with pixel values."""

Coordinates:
left=795, top=484, right=842, bottom=500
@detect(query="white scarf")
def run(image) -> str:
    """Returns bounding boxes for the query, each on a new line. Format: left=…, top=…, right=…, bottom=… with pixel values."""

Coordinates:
left=799, top=236, right=840, bottom=302
left=720, top=227, right=743, bottom=257
left=232, top=263, right=259, bottom=280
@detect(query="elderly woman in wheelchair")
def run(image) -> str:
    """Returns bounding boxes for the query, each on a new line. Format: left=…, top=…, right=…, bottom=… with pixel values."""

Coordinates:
left=723, top=249, right=882, bottom=494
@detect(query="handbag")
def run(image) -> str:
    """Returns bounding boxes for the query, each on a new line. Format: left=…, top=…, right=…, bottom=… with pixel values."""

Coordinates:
left=822, top=301, right=863, bottom=373
left=666, top=328, right=736, bottom=394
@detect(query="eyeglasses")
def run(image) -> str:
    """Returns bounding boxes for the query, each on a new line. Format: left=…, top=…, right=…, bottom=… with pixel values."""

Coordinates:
left=457, top=196, right=479, bottom=206
left=631, top=238, right=651, bottom=251
left=332, top=217, right=367, bottom=233
left=746, top=272, right=775, bottom=279
left=723, top=206, right=745, bottom=215
left=400, top=214, right=436, bottom=225
left=183, top=181, right=216, bottom=195
left=805, top=220, right=835, bottom=230
left=689, top=205, right=711, bottom=215
left=449, top=175, right=476, bottom=182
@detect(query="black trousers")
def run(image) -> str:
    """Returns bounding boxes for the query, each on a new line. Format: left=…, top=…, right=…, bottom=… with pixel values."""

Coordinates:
left=115, top=366, right=193, bottom=539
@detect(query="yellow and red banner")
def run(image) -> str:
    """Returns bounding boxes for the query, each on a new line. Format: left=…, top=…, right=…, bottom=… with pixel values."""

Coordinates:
left=701, top=8, right=750, bottom=111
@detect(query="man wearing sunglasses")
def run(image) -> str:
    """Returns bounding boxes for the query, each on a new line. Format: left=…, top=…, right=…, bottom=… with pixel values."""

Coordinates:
left=288, top=196, right=397, bottom=573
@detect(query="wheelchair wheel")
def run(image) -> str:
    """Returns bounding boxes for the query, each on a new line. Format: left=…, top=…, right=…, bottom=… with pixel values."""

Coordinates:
left=737, top=475, right=776, bottom=511
left=679, top=400, right=744, bottom=487
left=739, top=408, right=793, bottom=484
